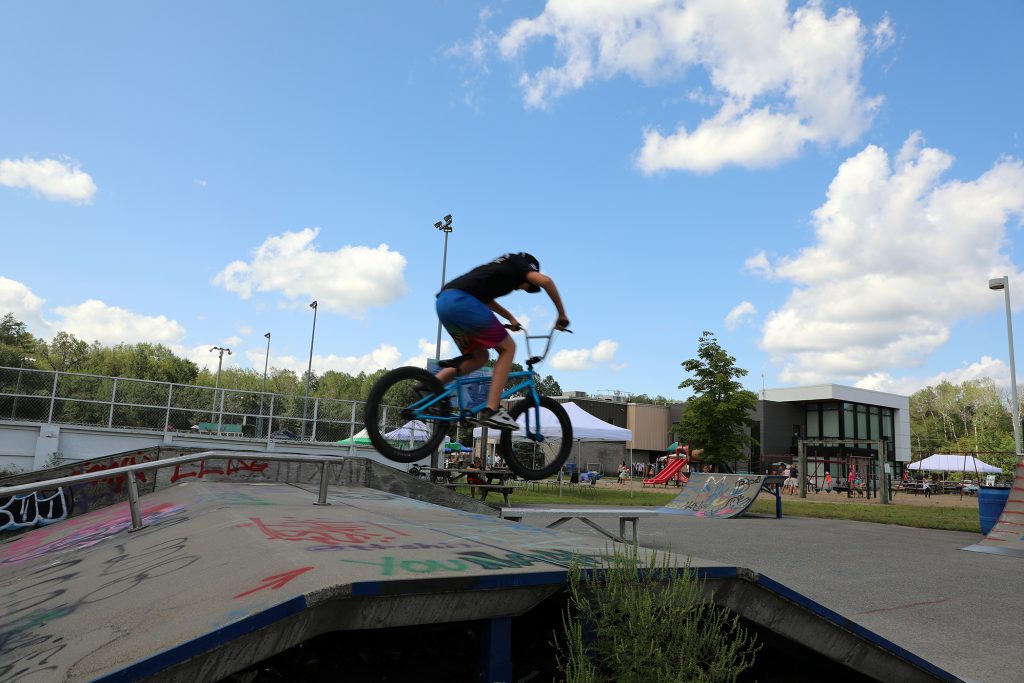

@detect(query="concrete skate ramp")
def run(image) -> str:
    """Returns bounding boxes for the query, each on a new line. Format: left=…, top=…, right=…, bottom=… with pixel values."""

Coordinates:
left=0, top=478, right=960, bottom=682
left=963, top=459, right=1024, bottom=557
left=660, top=473, right=778, bottom=518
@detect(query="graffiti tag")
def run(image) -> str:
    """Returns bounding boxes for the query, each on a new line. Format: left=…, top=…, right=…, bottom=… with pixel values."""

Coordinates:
left=0, top=489, right=72, bottom=531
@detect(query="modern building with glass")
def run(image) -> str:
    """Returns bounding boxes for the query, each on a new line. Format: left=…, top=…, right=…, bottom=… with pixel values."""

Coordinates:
left=752, top=384, right=910, bottom=477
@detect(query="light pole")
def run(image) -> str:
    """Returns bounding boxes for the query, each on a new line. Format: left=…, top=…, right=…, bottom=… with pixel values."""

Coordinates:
left=434, top=214, right=453, bottom=361
left=990, top=276, right=1021, bottom=455
left=258, top=332, right=271, bottom=438
left=12, top=356, right=34, bottom=418
left=210, top=346, right=231, bottom=427
left=301, top=300, right=318, bottom=440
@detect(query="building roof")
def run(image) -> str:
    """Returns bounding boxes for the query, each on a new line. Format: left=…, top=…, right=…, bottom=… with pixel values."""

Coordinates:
left=762, top=384, right=908, bottom=410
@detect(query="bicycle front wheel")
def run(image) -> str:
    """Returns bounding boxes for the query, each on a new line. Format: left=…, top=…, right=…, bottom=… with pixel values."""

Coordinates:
left=364, top=366, right=449, bottom=463
left=499, top=395, right=573, bottom=479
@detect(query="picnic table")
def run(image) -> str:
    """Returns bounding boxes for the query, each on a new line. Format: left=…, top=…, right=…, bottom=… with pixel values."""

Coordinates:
left=429, top=468, right=521, bottom=506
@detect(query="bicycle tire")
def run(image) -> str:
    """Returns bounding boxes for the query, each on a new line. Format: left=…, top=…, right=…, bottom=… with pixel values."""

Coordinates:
left=499, top=395, right=573, bottom=479
left=364, top=366, right=449, bottom=463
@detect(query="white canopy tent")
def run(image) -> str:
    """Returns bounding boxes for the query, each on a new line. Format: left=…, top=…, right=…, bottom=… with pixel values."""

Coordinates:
left=472, top=401, right=632, bottom=443
left=908, top=453, right=1001, bottom=474
left=472, top=402, right=633, bottom=491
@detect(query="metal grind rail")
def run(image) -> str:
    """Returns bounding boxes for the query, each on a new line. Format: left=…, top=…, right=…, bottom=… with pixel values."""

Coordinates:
left=0, top=450, right=340, bottom=531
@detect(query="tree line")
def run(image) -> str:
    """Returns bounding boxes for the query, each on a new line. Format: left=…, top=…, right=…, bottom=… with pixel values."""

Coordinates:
left=0, top=312, right=563, bottom=404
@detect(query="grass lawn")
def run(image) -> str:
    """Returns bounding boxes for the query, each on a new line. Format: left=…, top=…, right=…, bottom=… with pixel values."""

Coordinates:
left=507, top=483, right=983, bottom=533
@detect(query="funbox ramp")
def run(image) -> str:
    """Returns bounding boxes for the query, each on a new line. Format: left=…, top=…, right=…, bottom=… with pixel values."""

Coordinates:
left=963, top=458, right=1024, bottom=557
left=659, top=473, right=772, bottom=518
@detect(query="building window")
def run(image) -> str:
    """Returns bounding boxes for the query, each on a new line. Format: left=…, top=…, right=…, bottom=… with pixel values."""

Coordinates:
left=822, top=404, right=839, bottom=438
left=806, top=405, right=819, bottom=438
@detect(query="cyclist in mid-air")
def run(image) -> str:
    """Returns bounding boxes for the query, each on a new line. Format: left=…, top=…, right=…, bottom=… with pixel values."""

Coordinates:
left=433, top=252, right=569, bottom=430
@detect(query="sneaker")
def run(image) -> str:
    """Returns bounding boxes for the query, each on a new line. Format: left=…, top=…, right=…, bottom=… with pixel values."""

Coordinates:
left=479, top=407, right=519, bottom=430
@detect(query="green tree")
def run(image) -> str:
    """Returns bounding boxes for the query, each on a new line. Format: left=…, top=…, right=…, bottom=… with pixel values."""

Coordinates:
left=675, top=331, right=757, bottom=465
left=40, top=331, right=91, bottom=372
left=0, top=313, right=40, bottom=367
left=537, top=374, right=562, bottom=396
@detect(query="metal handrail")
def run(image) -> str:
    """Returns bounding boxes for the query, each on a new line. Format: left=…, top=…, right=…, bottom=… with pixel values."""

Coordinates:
left=0, top=450, right=342, bottom=532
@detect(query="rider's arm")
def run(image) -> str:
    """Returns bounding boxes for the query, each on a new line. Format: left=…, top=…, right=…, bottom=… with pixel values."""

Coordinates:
left=486, top=300, right=520, bottom=328
left=525, top=271, right=569, bottom=329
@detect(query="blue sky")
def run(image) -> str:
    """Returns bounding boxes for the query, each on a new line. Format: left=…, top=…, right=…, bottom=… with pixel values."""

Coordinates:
left=2, top=1, right=1024, bottom=400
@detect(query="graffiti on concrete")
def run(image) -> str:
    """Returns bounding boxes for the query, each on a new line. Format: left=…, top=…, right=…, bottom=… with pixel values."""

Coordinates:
left=233, top=566, right=315, bottom=599
left=241, top=517, right=411, bottom=547
left=663, top=474, right=764, bottom=518
left=0, top=502, right=187, bottom=565
left=0, top=488, right=73, bottom=531
left=338, top=548, right=607, bottom=577
left=169, top=457, right=270, bottom=484
left=75, top=451, right=156, bottom=494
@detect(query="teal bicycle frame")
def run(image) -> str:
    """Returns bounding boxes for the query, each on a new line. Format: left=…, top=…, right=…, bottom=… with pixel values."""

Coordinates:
left=406, top=328, right=562, bottom=442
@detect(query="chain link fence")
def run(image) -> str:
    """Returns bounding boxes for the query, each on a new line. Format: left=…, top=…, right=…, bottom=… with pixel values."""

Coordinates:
left=0, top=366, right=367, bottom=444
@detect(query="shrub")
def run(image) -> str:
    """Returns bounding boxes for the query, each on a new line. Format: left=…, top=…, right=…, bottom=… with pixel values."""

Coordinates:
left=558, top=545, right=760, bottom=683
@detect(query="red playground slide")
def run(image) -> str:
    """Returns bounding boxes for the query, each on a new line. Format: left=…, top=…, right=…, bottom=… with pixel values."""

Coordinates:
left=642, top=455, right=689, bottom=488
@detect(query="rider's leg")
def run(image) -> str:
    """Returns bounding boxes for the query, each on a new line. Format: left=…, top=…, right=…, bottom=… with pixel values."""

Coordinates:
left=485, top=336, right=516, bottom=411
left=435, top=347, right=488, bottom=384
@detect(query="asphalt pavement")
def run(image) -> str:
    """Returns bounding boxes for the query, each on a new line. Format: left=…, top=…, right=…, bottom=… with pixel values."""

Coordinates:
left=515, top=508, right=1021, bottom=683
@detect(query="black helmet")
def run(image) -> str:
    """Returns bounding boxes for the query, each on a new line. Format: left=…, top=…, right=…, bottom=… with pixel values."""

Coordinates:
left=520, top=252, right=541, bottom=292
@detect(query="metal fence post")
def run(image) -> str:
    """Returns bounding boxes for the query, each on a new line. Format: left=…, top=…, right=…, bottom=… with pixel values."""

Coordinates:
left=311, top=398, right=319, bottom=442
left=314, top=461, right=331, bottom=506
left=218, top=390, right=225, bottom=433
left=349, top=401, right=356, bottom=456
left=267, top=394, right=275, bottom=445
left=165, top=383, right=173, bottom=430
left=126, top=473, right=145, bottom=531
left=47, top=371, right=59, bottom=423
left=108, top=377, right=118, bottom=428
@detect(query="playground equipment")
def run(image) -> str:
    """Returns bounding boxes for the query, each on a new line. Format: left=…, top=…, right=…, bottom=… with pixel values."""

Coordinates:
left=642, top=453, right=689, bottom=488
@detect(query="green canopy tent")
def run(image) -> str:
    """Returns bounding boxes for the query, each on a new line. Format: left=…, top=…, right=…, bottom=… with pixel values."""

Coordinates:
left=338, top=428, right=372, bottom=447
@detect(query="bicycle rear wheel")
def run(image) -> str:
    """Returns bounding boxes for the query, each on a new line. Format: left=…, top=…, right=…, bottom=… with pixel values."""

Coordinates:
left=499, top=395, right=573, bottom=479
left=364, top=366, right=449, bottom=463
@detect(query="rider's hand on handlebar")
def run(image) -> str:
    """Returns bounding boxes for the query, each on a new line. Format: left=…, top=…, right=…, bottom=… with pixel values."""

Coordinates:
left=504, top=321, right=523, bottom=331
left=555, top=317, right=571, bottom=332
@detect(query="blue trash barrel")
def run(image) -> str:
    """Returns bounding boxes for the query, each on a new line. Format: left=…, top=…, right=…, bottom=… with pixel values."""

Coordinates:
left=979, top=486, right=1011, bottom=535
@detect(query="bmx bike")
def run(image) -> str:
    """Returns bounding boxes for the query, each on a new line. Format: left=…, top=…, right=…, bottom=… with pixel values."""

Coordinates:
left=363, top=325, right=574, bottom=480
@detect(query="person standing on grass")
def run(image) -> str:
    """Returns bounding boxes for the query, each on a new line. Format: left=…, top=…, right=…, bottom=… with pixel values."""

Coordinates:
left=824, top=471, right=833, bottom=493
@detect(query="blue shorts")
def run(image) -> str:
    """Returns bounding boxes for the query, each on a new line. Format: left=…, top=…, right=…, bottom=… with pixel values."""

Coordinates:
left=436, top=289, right=509, bottom=353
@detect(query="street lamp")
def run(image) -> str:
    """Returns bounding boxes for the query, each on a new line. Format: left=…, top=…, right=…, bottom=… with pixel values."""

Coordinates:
left=990, top=276, right=1021, bottom=455
left=210, top=346, right=231, bottom=428
left=301, top=300, right=318, bottom=440
left=258, top=332, right=271, bottom=438
left=434, top=214, right=453, bottom=361
left=12, top=356, right=35, bottom=419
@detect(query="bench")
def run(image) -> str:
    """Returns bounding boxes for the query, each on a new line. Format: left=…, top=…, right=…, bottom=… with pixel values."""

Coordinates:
left=500, top=507, right=659, bottom=546
left=441, top=482, right=521, bottom=506
left=196, top=422, right=243, bottom=437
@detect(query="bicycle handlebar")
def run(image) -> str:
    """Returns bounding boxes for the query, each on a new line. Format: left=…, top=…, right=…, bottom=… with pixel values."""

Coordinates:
left=502, top=323, right=571, bottom=365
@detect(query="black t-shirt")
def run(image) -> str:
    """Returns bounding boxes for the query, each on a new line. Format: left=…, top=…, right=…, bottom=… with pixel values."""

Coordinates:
left=442, top=253, right=538, bottom=302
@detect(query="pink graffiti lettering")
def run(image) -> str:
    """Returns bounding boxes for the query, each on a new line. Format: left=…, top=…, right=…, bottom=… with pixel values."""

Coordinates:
left=0, top=502, right=186, bottom=565
left=242, top=517, right=409, bottom=546
left=170, top=458, right=269, bottom=483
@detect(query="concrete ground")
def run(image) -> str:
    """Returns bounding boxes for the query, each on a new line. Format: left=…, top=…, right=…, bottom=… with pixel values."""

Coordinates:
left=512, top=506, right=1020, bottom=683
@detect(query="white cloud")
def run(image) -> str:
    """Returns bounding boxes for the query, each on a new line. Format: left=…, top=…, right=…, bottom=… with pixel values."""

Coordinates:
left=315, top=344, right=403, bottom=375
left=551, top=339, right=621, bottom=371
left=743, top=251, right=773, bottom=277
left=724, top=301, right=756, bottom=330
left=403, top=338, right=454, bottom=369
left=0, top=276, right=51, bottom=334
left=179, top=344, right=243, bottom=372
left=0, top=157, right=97, bottom=203
left=212, top=228, right=408, bottom=318
left=222, top=336, right=243, bottom=347
left=756, top=133, right=1024, bottom=384
left=855, top=356, right=1010, bottom=396
left=496, top=0, right=885, bottom=173
left=54, top=299, right=187, bottom=346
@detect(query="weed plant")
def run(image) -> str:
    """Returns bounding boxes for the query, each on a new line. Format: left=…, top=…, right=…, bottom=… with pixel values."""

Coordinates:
left=557, top=545, right=760, bottom=682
